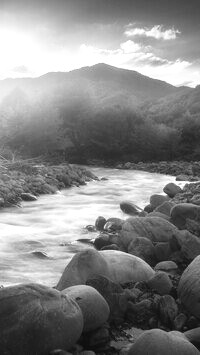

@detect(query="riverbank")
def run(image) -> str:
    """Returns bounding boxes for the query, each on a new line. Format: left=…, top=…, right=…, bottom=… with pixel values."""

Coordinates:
left=0, top=159, right=98, bottom=208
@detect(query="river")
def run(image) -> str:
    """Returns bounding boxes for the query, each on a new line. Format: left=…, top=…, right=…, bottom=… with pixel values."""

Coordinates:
left=0, top=167, right=182, bottom=287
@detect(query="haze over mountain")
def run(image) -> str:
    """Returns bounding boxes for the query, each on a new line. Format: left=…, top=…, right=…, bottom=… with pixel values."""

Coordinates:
left=0, top=63, right=191, bottom=106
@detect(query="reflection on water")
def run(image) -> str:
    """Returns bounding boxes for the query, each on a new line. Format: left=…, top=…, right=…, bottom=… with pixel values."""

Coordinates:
left=0, top=167, right=180, bottom=287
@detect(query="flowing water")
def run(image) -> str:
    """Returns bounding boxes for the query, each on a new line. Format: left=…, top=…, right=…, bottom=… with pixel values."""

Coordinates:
left=0, top=167, right=182, bottom=287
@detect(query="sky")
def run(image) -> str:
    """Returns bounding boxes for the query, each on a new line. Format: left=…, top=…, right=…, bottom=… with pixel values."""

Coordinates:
left=0, top=0, right=200, bottom=87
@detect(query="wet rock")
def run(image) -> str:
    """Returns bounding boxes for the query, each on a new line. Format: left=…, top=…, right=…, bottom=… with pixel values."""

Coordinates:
left=154, top=201, right=175, bottom=217
left=21, top=192, right=37, bottom=201
left=104, top=218, right=124, bottom=231
left=159, top=295, right=178, bottom=326
left=148, top=211, right=170, bottom=221
left=150, top=194, right=169, bottom=210
left=154, top=261, right=178, bottom=275
left=170, top=203, right=200, bottom=229
left=0, top=197, right=5, bottom=207
left=94, top=233, right=119, bottom=250
left=147, top=271, right=173, bottom=295
left=56, top=249, right=155, bottom=291
left=127, top=237, right=156, bottom=266
left=62, top=285, right=110, bottom=332
left=95, top=216, right=107, bottom=231
left=0, top=283, right=83, bottom=355
left=85, top=225, right=96, bottom=232
left=87, top=275, right=128, bottom=324
left=31, top=250, right=49, bottom=259
left=144, top=204, right=154, bottom=213
left=163, top=183, right=182, bottom=198
left=120, top=217, right=181, bottom=252
left=120, top=201, right=143, bottom=216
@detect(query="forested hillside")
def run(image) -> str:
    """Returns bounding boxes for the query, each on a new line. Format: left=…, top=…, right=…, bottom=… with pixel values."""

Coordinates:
left=0, top=64, right=199, bottom=163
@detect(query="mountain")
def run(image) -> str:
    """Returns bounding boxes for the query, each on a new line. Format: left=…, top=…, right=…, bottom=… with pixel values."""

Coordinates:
left=0, top=63, right=191, bottom=106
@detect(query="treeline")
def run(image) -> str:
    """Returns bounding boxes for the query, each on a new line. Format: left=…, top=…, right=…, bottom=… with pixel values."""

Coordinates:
left=0, top=87, right=200, bottom=163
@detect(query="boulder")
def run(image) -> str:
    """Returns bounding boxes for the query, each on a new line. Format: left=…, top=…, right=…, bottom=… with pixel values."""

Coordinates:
left=0, top=283, right=83, bottom=355
left=127, top=236, right=156, bottom=266
left=170, top=203, right=200, bottom=229
left=174, top=230, right=200, bottom=261
left=86, top=275, right=128, bottom=324
left=95, top=216, right=106, bottom=231
left=56, top=249, right=155, bottom=291
left=154, top=201, right=175, bottom=217
left=176, top=174, right=190, bottom=181
left=147, top=271, right=173, bottom=295
left=104, top=218, right=124, bottom=231
left=120, top=216, right=181, bottom=251
left=154, top=261, right=178, bottom=275
left=163, top=183, right=182, bottom=198
left=154, top=242, right=173, bottom=262
left=120, top=201, right=142, bottom=216
left=178, top=256, right=200, bottom=318
left=150, top=194, right=169, bottom=209
left=148, top=211, right=170, bottom=221
left=128, top=329, right=199, bottom=354
left=62, top=285, right=110, bottom=332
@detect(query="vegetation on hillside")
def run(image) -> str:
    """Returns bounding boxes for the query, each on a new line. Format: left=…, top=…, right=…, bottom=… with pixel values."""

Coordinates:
left=0, top=65, right=199, bottom=163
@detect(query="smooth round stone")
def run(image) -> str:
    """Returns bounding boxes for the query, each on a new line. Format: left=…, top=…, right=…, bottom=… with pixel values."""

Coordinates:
left=150, top=194, right=169, bottom=209
left=0, top=283, right=83, bottom=355
left=155, top=261, right=178, bottom=274
left=147, top=271, right=173, bottom=295
left=21, top=192, right=37, bottom=201
left=62, top=285, right=110, bottom=332
left=163, top=183, right=182, bottom=198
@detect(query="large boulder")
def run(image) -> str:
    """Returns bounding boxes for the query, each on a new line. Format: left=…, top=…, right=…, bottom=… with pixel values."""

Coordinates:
left=56, top=249, right=155, bottom=291
left=128, top=329, right=199, bottom=355
left=62, top=285, right=110, bottom=332
left=154, top=201, right=175, bottom=217
left=119, top=216, right=181, bottom=250
left=0, top=283, right=83, bottom=355
left=163, top=183, right=182, bottom=198
left=178, top=256, right=200, bottom=318
left=170, top=203, right=200, bottom=229
left=150, top=194, right=169, bottom=209
left=127, top=236, right=156, bottom=266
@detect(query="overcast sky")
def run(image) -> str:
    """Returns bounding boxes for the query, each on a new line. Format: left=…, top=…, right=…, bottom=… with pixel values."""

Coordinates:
left=0, top=0, right=200, bottom=86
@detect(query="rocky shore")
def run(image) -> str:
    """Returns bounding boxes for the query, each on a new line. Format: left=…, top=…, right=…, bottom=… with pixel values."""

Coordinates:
left=116, top=160, right=200, bottom=182
left=0, top=160, right=98, bottom=208
left=2, top=166, right=200, bottom=354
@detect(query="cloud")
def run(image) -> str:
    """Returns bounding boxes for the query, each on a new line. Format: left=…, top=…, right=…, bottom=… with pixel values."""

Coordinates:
left=12, top=65, right=30, bottom=74
left=79, top=41, right=196, bottom=87
left=125, top=25, right=181, bottom=40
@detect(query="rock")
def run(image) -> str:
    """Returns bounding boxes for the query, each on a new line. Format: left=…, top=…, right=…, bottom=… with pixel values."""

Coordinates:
left=178, top=256, right=200, bottom=318
left=154, top=261, right=178, bottom=275
left=154, top=201, right=175, bottom=217
left=148, top=211, right=170, bottom=221
left=56, top=249, right=110, bottom=290
left=56, top=249, right=155, bottom=291
left=120, top=217, right=181, bottom=251
left=159, top=295, right=178, bottom=326
left=84, top=326, right=110, bottom=350
left=101, top=243, right=120, bottom=250
left=148, top=271, right=173, bottom=295
left=94, top=234, right=113, bottom=250
left=170, top=203, right=200, bottom=229
left=127, top=236, right=156, bottom=266
left=50, top=351, right=72, bottom=355
left=21, top=192, right=37, bottom=201
left=174, top=313, right=187, bottom=331
left=127, top=299, right=153, bottom=323
left=176, top=174, right=190, bottom=181
left=62, top=285, right=110, bottom=332
left=150, top=194, right=169, bottom=210
left=0, top=283, right=83, bottom=355
left=163, top=183, right=182, bottom=198
left=127, top=329, right=199, bottom=354
left=86, top=275, right=128, bottom=324
left=144, top=204, right=154, bottom=213
left=174, top=230, right=200, bottom=261
left=104, top=218, right=124, bottom=231
left=0, top=197, right=4, bottom=207
left=120, top=201, right=142, bottom=216
left=154, top=242, right=173, bottom=262
left=190, top=194, right=200, bottom=205
left=95, top=216, right=107, bottom=231
left=100, top=250, right=155, bottom=284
